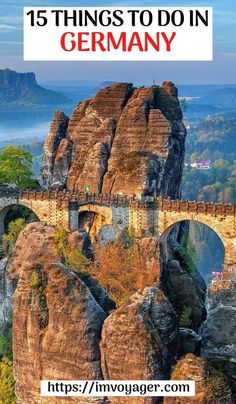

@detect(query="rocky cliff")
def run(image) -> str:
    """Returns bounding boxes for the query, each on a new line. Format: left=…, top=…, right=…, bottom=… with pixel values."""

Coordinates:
left=0, top=221, right=234, bottom=404
left=7, top=222, right=114, bottom=403
left=0, top=258, right=14, bottom=335
left=201, top=281, right=236, bottom=400
left=41, top=81, right=186, bottom=197
left=0, top=68, right=70, bottom=106
left=4, top=223, right=180, bottom=403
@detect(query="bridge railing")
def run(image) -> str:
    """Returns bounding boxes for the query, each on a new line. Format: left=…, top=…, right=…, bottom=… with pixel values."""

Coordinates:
left=158, top=197, right=236, bottom=216
left=0, top=187, right=236, bottom=214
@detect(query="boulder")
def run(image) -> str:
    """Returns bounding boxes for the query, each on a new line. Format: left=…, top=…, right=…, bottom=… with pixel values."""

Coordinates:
left=100, top=287, right=179, bottom=404
left=179, top=328, right=202, bottom=356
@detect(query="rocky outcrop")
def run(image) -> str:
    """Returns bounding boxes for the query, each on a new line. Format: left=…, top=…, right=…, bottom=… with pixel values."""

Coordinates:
left=201, top=282, right=236, bottom=399
left=164, top=354, right=233, bottom=403
left=40, top=111, right=70, bottom=188
left=179, top=328, right=201, bottom=356
left=0, top=258, right=14, bottom=335
left=137, top=237, right=161, bottom=286
left=41, top=82, right=186, bottom=197
left=102, top=83, right=185, bottom=198
left=161, top=258, right=206, bottom=330
left=100, top=287, right=179, bottom=404
left=160, top=222, right=206, bottom=330
left=7, top=222, right=113, bottom=404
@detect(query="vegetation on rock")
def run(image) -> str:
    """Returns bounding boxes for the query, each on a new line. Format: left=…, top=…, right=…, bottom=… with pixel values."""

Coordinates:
left=2, top=218, right=26, bottom=255
left=179, top=305, right=192, bottom=328
left=54, top=227, right=90, bottom=275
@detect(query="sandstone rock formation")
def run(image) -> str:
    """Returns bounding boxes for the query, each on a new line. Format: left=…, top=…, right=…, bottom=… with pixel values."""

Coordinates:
left=0, top=257, right=14, bottom=335
left=8, top=222, right=113, bottom=403
left=100, top=287, right=179, bottom=404
left=137, top=237, right=161, bottom=285
left=201, top=282, right=236, bottom=399
left=41, top=82, right=186, bottom=197
left=160, top=256, right=206, bottom=331
left=160, top=221, right=206, bottom=330
left=41, top=111, right=71, bottom=188
left=164, top=353, right=233, bottom=404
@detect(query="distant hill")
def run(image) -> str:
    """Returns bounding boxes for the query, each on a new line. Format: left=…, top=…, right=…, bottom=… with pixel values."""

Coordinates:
left=190, top=87, right=236, bottom=109
left=0, top=68, right=71, bottom=106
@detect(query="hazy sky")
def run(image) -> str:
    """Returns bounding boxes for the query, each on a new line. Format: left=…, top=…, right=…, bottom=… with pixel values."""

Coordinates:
left=0, top=0, right=235, bottom=85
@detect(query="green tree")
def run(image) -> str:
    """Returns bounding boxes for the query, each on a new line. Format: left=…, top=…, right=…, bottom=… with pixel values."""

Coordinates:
left=0, top=146, right=36, bottom=188
left=213, top=159, right=229, bottom=170
left=0, top=357, right=15, bottom=403
left=179, top=306, right=192, bottom=328
left=2, top=218, right=26, bottom=255
left=0, top=334, right=12, bottom=362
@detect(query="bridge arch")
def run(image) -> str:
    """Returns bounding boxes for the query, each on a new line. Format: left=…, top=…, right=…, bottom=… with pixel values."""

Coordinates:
left=77, top=204, right=113, bottom=241
left=159, top=218, right=230, bottom=281
left=0, top=203, right=40, bottom=237
left=158, top=208, right=236, bottom=274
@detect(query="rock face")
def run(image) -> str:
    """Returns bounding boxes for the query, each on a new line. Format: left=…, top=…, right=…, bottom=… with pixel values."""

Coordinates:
left=41, top=82, right=186, bottom=197
left=201, top=282, right=236, bottom=399
left=164, top=354, right=233, bottom=404
left=137, top=237, right=161, bottom=286
left=161, top=259, right=206, bottom=330
left=160, top=222, right=206, bottom=330
left=8, top=222, right=113, bottom=404
left=100, top=287, right=179, bottom=404
left=0, top=258, right=14, bottom=335
left=0, top=68, right=69, bottom=105
left=41, top=111, right=71, bottom=188
left=179, top=328, right=201, bottom=356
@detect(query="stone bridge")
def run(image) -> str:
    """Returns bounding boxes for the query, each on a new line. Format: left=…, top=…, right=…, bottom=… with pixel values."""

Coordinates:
left=0, top=188, right=236, bottom=273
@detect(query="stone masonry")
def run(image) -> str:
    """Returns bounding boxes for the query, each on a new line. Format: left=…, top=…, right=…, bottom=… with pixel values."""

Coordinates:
left=0, top=188, right=236, bottom=273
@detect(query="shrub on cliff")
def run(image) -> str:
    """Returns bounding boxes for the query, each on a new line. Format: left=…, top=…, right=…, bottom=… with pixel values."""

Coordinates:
left=54, top=227, right=90, bottom=275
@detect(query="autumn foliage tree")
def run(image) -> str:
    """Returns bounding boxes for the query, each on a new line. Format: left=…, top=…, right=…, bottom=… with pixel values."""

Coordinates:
left=90, top=238, right=150, bottom=307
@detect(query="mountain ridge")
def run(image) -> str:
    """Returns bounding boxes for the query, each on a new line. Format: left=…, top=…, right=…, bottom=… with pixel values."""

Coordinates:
left=0, top=68, right=71, bottom=106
